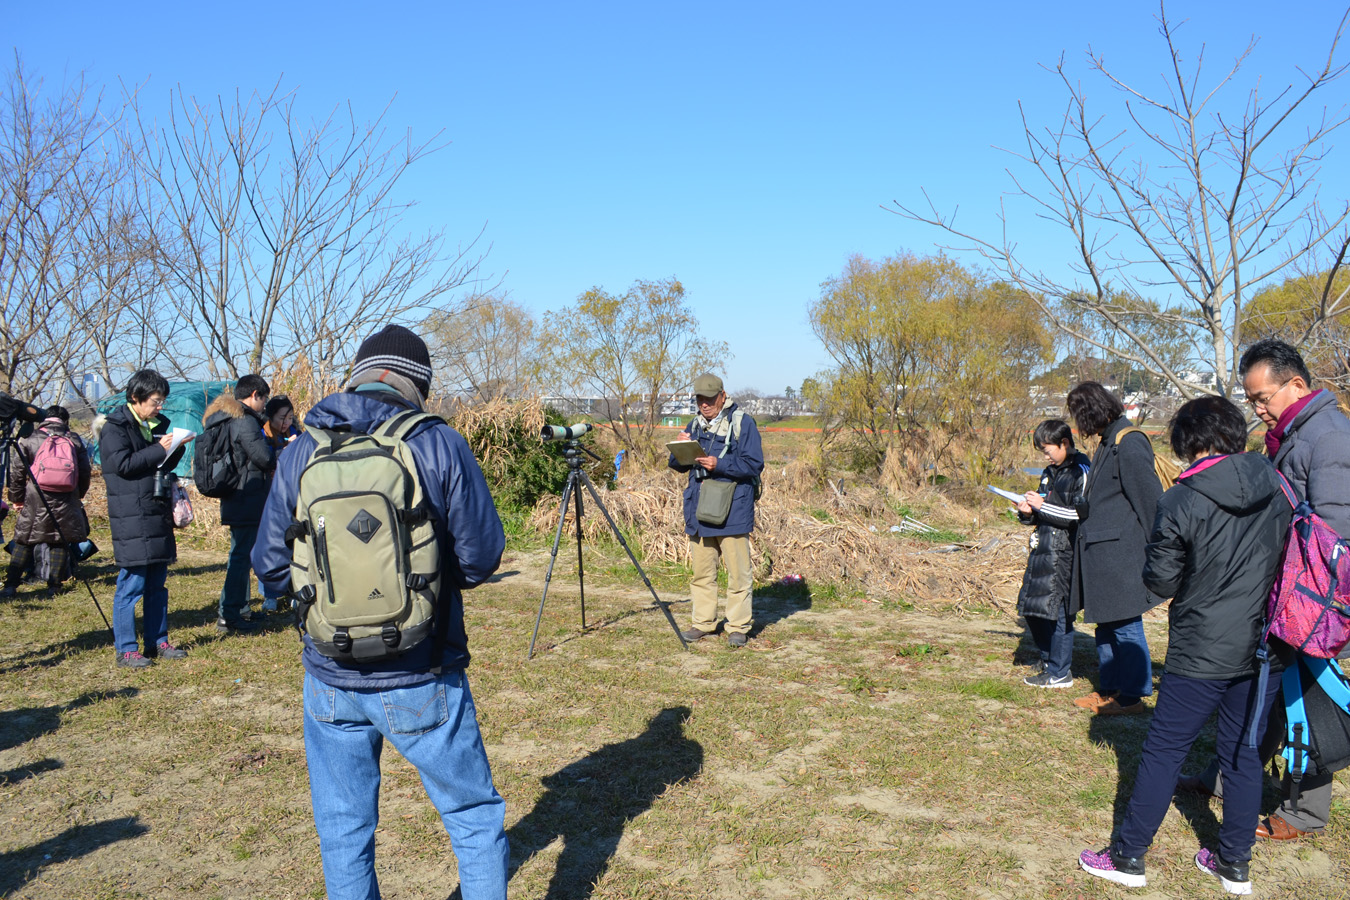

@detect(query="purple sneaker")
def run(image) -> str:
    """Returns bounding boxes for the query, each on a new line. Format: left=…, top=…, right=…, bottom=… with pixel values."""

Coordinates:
left=1195, top=848, right=1251, bottom=895
left=1079, top=846, right=1146, bottom=888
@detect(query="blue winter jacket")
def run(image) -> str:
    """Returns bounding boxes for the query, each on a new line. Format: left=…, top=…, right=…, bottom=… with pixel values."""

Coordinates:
left=251, top=389, right=505, bottom=689
left=668, top=403, right=765, bottom=537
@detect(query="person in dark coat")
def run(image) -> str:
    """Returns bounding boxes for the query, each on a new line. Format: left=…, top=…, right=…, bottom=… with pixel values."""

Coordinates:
left=202, top=374, right=274, bottom=632
left=1, top=407, right=91, bottom=595
left=1180, top=338, right=1350, bottom=841
left=257, top=395, right=297, bottom=612
left=668, top=372, right=765, bottom=649
left=99, top=370, right=192, bottom=668
left=1015, top=419, right=1090, bottom=688
left=1079, top=396, right=1290, bottom=895
left=1066, top=382, right=1164, bottom=716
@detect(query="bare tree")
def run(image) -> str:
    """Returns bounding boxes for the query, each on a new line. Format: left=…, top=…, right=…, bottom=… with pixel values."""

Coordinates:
left=0, top=58, right=153, bottom=404
left=539, top=277, right=728, bottom=450
left=129, top=80, right=485, bottom=389
left=424, top=292, right=538, bottom=403
left=896, top=5, right=1350, bottom=399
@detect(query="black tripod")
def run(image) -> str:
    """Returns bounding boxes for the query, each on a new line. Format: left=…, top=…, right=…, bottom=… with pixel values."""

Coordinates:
left=0, top=419, right=111, bottom=634
left=528, top=440, right=688, bottom=658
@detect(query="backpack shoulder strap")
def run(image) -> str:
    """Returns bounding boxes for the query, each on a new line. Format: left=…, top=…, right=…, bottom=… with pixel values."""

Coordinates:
left=1274, top=470, right=1301, bottom=510
left=1307, top=657, right=1350, bottom=711
left=374, top=409, right=444, bottom=443
left=1114, top=426, right=1152, bottom=449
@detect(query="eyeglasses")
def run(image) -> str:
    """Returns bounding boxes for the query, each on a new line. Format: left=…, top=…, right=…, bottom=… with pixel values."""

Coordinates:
left=145, top=396, right=166, bottom=408
left=694, top=394, right=721, bottom=405
left=1246, top=380, right=1292, bottom=410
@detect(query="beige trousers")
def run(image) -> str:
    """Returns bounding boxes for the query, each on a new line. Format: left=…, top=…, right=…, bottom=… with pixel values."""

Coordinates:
left=688, top=534, right=753, bottom=634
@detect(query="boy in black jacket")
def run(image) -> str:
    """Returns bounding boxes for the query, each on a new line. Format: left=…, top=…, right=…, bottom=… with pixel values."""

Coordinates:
left=1079, top=397, right=1291, bottom=895
left=1016, top=420, right=1090, bottom=688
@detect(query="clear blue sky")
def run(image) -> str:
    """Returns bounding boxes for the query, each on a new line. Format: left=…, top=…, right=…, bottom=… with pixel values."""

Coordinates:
left=10, top=1, right=1348, bottom=395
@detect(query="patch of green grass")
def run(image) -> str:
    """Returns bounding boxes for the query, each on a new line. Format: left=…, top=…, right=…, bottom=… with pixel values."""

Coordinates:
left=956, top=677, right=1018, bottom=702
left=807, top=507, right=835, bottom=523
left=844, top=672, right=878, bottom=695
left=897, top=642, right=943, bottom=659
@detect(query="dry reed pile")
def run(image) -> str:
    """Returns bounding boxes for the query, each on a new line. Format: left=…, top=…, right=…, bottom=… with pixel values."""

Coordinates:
left=529, top=461, right=1026, bottom=610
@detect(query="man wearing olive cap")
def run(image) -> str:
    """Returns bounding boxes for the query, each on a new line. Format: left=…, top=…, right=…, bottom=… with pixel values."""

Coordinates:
left=668, top=372, right=765, bottom=648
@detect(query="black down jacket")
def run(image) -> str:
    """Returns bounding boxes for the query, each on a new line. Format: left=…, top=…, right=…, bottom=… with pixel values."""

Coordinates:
left=1143, top=452, right=1292, bottom=680
left=1017, top=450, right=1091, bottom=619
left=201, top=393, right=275, bottom=526
left=99, top=405, right=187, bottom=568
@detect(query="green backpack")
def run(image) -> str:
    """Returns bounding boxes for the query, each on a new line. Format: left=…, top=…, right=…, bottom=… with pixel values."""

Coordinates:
left=287, top=410, right=443, bottom=662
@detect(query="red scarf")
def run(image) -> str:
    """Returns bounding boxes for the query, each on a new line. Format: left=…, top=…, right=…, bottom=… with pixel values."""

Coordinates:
left=1265, top=389, right=1322, bottom=458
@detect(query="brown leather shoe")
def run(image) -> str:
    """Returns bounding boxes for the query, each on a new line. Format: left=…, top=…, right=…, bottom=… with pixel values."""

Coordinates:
left=1073, top=690, right=1117, bottom=710
left=1095, top=697, right=1147, bottom=716
left=1255, top=814, right=1313, bottom=841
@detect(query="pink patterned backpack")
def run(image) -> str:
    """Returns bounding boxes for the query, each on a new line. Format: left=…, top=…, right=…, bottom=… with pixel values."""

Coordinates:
left=1265, top=473, right=1350, bottom=658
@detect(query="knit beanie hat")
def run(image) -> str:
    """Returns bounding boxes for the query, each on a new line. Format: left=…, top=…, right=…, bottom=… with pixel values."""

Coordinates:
left=350, top=325, right=433, bottom=399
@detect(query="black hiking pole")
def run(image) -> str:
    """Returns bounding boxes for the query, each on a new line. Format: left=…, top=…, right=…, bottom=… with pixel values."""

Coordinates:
left=528, top=432, right=688, bottom=658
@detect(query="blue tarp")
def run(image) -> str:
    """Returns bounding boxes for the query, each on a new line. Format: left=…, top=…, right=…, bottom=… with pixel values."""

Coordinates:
left=91, top=380, right=234, bottom=478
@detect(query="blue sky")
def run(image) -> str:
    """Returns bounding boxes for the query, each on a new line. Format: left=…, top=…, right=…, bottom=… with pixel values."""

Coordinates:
left=9, top=1, right=1349, bottom=395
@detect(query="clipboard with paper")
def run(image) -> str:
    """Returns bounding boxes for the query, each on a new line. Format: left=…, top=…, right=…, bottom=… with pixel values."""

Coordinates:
left=666, top=440, right=703, bottom=466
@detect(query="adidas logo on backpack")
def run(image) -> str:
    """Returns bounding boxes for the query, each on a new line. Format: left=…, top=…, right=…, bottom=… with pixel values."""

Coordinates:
left=286, top=410, right=443, bottom=663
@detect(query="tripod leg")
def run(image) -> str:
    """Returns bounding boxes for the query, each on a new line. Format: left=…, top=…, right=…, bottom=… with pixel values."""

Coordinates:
left=574, top=479, right=586, bottom=630
left=578, top=471, right=689, bottom=651
left=528, top=474, right=576, bottom=659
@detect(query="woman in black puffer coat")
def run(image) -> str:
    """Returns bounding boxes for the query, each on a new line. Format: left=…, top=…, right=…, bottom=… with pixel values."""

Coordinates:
left=1016, top=419, right=1090, bottom=688
left=99, top=370, right=191, bottom=668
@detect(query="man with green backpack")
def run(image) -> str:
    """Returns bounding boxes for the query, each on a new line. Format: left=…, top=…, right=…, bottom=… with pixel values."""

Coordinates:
left=251, top=325, right=508, bottom=900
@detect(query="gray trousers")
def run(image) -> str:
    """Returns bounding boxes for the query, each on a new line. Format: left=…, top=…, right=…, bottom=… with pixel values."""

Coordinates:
left=1200, top=758, right=1334, bottom=832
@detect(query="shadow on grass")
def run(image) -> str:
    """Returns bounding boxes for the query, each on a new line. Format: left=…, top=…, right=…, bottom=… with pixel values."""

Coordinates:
left=0, top=687, right=138, bottom=785
left=0, top=817, right=148, bottom=895
left=0, top=687, right=139, bottom=752
left=751, top=578, right=814, bottom=636
left=473, top=705, right=702, bottom=900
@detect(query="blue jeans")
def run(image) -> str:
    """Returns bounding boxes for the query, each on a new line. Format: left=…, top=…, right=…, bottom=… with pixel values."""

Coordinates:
left=1116, top=672, right=1263, bottom=864
left=303, top=670, right=508, bottom=900
left=218, top=524, right=258, bottom=623
left=1026, top=605, right=1075, bottom=679
left=112, top=563, right=170, bottom=655
left=1095, top=616, right=1153, bottom=699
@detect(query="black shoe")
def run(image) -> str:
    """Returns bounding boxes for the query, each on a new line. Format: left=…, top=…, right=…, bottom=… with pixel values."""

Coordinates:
left=0, top=585, right=16, bottom=599
left=116, top=650, right=154, bottom=669
left=1195, top=848, right=1251, bottom=894
left=217, top=617, right=261, bottom=634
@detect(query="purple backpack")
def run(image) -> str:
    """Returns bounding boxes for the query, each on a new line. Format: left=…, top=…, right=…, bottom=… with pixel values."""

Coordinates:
left=1265, top=473, right=1350, bottom=658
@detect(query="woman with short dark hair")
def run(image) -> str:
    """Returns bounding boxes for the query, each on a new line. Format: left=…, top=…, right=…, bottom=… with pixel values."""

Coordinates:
left=1065, top=382, right=1164, bottom=715
left=99, top=369, right=193, bottom=668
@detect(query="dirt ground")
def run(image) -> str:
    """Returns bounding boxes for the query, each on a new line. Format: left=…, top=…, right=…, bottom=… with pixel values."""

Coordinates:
left=0, top=543, right=1347, bottom=899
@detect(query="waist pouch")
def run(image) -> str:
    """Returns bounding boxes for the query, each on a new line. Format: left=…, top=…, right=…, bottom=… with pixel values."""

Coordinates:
left=696, top=479, right=736, bottom=526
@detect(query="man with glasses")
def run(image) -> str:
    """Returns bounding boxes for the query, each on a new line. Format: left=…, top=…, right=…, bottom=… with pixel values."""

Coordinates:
left=669, top=373, right=764, bottom=649
left=1178, top=338, right=1350, bottom=841
left=203, top=373, right=275, bottom=633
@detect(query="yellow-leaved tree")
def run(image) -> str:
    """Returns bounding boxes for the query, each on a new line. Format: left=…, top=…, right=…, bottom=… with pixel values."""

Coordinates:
left=809, top=253, right=1053, bottom=489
